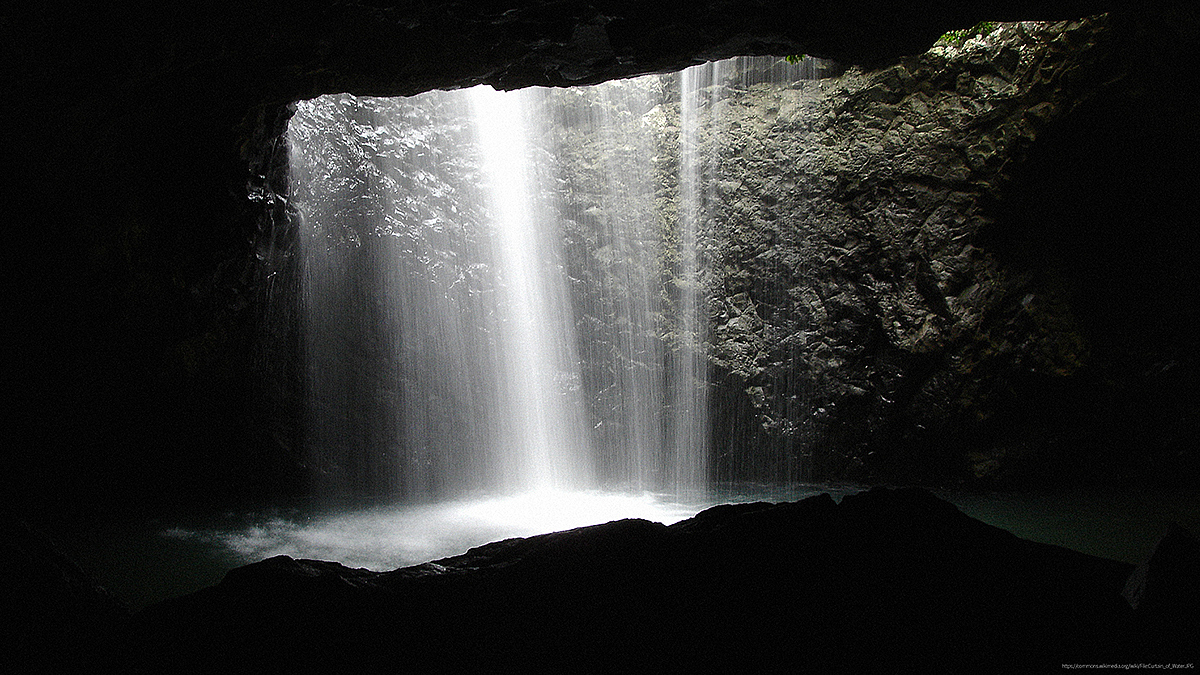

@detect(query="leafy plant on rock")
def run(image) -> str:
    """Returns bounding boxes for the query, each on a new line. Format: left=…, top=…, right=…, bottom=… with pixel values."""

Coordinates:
left=937, top=21, right=998, bottom=48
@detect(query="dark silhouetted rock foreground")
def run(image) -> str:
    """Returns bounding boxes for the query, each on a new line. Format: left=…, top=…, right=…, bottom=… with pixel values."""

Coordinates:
left=1, top=517, right=130, bottom=674
left=116, top=488, right=1194, bottom=673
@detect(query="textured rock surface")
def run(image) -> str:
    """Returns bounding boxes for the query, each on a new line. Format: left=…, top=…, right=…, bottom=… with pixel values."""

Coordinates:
left=468, top=15, right=1195, bottom=485
left=694, top=19, right=1119, bottom=481
left=119, top=488, right=1164, bottom=673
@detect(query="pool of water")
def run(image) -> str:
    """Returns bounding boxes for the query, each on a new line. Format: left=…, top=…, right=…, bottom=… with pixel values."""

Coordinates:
left=939, top=487, right=1200, bottom=566
left=53, top=484, right=1200, bottom=611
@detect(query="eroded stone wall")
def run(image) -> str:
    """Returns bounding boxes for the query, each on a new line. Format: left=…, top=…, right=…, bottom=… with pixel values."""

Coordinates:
left=690, top=19, right=1123, bottom=481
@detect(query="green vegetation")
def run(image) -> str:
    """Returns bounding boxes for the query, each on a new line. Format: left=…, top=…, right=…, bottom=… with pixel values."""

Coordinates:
left=937, top=21, right=999, bottom=48
left=788, top=21, right=998, bottom=62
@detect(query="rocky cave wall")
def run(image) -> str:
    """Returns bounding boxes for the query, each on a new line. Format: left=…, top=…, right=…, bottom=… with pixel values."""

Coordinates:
left=5, top=1, right=1196, bottom=515
left=699, top=18, right=1120, bottom=483
left=530, top=13, right=1199, bottom=487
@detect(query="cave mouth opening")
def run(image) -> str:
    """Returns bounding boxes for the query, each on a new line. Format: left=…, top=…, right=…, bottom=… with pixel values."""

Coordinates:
left=191, top=54, right=846, bottom=582
left=215, top=12, right=1200, bottom=588
left=10, top=15, right=1200, bottom=671
left=25, top=13, right=1195, bottom=621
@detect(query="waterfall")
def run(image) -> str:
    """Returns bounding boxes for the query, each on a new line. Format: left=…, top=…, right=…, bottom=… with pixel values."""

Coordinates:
left=671, top=61, right=730, bottom=496
left=468, top=86, right=594, bottom=492
left=284, top=57, right=831, bottom=505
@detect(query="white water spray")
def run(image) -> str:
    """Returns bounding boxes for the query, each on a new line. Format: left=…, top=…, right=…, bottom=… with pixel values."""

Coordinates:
left=468, top=86, right=594, bottom=492
left=286, top=56, right=831, bottom=506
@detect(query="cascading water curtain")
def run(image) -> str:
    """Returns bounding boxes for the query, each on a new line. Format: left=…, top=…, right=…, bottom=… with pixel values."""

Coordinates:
left=283, top=57, right=831, bottom=505
left=670, top=62, right=725, bottom=497
left=468, top=85, right=595, bottom=493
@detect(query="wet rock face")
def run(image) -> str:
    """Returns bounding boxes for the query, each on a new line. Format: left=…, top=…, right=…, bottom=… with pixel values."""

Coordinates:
left=684, top=16, right=1184, bottom=483
left=489, top=17, right=1151, bottom=487
left=700, top=22, right=1104, bottom=478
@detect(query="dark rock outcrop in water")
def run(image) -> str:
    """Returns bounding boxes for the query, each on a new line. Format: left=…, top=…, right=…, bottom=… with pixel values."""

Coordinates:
left=1122, top=523, right=1200, bottom=660
left=116, top=488, right=1194, bottom=673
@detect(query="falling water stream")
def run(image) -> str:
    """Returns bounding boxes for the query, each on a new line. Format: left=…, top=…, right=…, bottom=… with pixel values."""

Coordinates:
left=289, top=60, right=816, bottom=506
left=172, top=56, right=845, bottom=578
left=468, top=85, right=594, bottom=493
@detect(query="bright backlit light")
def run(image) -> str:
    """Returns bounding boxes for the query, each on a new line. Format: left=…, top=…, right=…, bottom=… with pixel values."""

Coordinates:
left=167, top=489, right=704, bottom=572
